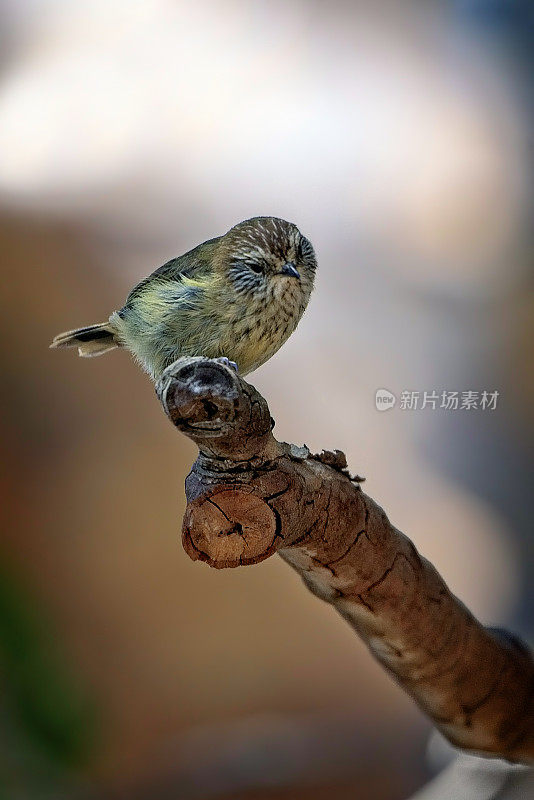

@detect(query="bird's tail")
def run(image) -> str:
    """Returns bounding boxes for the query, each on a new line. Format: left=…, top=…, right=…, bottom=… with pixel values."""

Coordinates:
left=50, top=322, right=120, bottom=357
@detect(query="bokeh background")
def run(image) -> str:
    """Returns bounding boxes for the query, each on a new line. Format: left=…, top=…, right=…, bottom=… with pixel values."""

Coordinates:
left=1, top=1, right=533, bottom=798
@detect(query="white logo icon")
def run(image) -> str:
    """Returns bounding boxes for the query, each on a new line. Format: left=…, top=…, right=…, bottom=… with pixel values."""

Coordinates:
left=375, top=389, right=396, bottom=411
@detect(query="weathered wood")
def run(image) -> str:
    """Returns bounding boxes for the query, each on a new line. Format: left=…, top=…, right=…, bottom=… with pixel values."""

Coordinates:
left=157, top=356, right=534, bottom=764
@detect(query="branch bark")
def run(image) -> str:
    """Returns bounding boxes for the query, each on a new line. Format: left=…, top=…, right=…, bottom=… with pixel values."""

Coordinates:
left=156, top=356, right=534, bottom=764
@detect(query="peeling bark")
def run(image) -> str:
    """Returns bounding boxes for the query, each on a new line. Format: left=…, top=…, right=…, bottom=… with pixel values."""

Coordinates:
left=156, top=356, right=534, bottom=764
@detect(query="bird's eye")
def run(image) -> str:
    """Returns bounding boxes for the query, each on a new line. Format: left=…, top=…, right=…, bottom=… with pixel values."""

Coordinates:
left=231, top=258, right=263, bottom=275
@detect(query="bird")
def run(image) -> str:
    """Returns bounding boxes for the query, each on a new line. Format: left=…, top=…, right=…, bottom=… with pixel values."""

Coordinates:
left=51, top=216, right=317, bottom=380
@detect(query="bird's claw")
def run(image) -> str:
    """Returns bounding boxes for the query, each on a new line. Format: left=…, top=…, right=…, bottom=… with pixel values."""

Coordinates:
left=216, top=357, right=239, bottom=373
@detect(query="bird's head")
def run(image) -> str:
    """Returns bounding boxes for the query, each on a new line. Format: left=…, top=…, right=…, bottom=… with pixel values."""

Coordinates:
left=217, top=217, right=317, bottom=305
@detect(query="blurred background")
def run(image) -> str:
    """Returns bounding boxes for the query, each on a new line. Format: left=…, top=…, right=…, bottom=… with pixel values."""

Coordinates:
left=0, top=1, right=532, bottom=798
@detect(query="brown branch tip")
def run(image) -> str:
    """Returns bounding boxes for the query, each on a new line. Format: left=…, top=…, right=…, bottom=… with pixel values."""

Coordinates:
left=156, top=356, right=534, bottom=764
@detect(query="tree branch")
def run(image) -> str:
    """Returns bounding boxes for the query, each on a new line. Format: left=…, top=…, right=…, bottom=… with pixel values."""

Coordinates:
left=156, top=357, right=534, bottom=764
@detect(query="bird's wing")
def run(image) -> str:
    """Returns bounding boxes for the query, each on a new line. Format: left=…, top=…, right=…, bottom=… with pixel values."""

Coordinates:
left=122, top=236, right=220, bottom=310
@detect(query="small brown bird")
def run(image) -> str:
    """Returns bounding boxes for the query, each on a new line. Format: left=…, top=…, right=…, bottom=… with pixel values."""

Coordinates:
left=51, top=217, right=317, bottom=380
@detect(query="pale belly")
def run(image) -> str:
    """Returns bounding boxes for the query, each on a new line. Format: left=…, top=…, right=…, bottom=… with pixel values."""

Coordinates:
left=114, top=285, right=307, bottom=379
left=218, top=294, right=307, bottom=374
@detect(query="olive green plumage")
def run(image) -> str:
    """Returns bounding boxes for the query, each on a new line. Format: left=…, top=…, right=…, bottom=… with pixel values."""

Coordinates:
left=51, top=217, right=317, bottom=380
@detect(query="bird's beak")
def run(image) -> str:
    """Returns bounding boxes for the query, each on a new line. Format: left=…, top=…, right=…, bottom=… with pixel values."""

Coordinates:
left=281, top=263, right=300, bottom=279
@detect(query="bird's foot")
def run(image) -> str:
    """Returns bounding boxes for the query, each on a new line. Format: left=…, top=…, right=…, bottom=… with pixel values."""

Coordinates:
left=216, top=357, right=239, bottom=373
